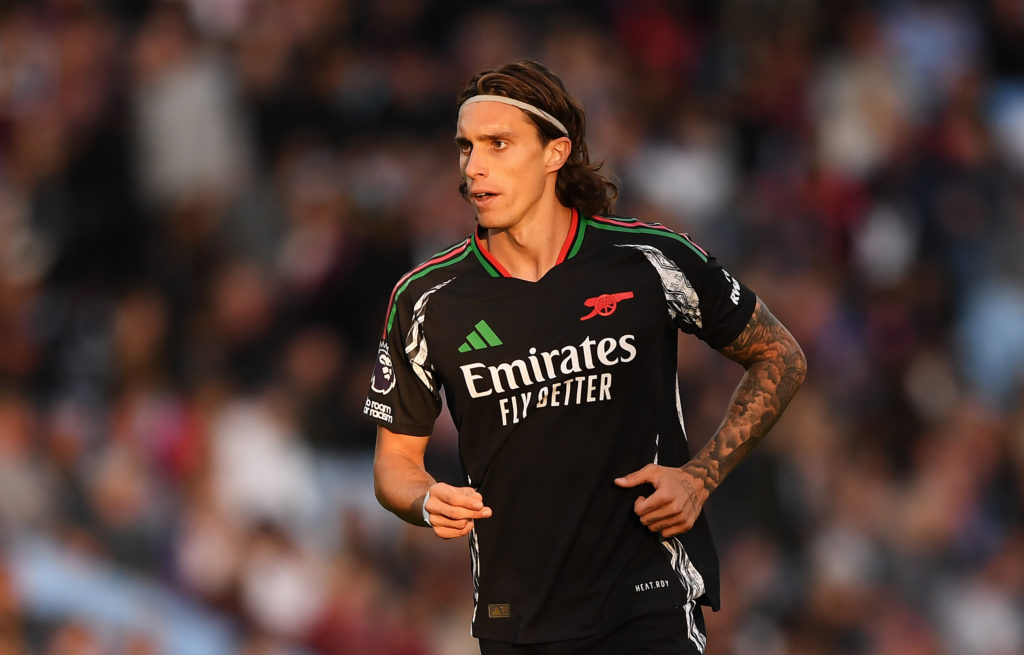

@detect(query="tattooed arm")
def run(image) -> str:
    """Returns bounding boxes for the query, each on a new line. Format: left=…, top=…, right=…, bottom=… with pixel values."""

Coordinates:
left=615, top=299, right=807, bottom=538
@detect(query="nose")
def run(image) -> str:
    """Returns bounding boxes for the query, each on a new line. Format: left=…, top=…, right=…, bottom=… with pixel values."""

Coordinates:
left=463, top=148, right=486, bottom=178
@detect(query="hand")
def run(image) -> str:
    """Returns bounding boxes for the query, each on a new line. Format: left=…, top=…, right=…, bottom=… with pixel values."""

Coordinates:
left=614, top=464, right=709, bottom=539
left=422, top=483, right=492, bottom=539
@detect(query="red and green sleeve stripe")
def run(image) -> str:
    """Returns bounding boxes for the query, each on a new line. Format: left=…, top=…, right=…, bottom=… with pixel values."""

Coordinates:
left=586, top=215, right=709, bottom=262
left=383, top=239, right=472, bottom=336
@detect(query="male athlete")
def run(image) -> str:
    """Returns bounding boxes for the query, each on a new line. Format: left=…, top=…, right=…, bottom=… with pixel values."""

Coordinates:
left=366, top=61, right=806, bottom=654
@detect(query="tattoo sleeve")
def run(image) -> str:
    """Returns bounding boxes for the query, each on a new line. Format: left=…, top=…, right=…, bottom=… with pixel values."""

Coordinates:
left=685, top=299, right=807, bottom=494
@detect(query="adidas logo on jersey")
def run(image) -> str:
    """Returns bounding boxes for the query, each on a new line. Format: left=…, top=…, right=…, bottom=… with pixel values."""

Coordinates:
left=458, top=320, right=503, bottom=353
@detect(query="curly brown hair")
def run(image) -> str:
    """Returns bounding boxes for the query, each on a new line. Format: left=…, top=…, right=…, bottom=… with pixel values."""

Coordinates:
left=457, top=60, right=618, bottom=218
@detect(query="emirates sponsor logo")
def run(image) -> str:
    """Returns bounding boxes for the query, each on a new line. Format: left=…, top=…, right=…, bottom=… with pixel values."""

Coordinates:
left=459, top=334, right=637, bottom=398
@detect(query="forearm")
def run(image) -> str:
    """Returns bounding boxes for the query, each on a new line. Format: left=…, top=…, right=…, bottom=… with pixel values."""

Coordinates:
left=686, top=301, right=807, bottom=494
left=373, top=441, right=436, bottom=526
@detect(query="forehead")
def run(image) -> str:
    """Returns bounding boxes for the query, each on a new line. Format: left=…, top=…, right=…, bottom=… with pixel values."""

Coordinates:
left=456, top=100, right=538, bottom=139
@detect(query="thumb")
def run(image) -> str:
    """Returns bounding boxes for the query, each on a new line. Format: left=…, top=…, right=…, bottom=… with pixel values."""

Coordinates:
left=614, top=464, right=657, bottom=488
left=434, top=484, right=486, bottom=510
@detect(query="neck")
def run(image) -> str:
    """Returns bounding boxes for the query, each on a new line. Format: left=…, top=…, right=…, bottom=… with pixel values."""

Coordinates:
left=483, top=204, right=574, bottom=282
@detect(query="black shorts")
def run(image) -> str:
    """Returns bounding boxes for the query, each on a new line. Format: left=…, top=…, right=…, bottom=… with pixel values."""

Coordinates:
left=478, top=602, right=707, bottom=655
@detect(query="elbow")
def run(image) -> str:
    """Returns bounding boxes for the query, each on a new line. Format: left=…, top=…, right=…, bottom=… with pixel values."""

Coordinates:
left=786, top=339, right=808, bottom=396
left=373, top=475, right=385, bottom=508
left=372, top=455, right=390, bottom=511
left=796, top=346, right=808, bottom=386
left=373, top=474, right=392, bottom=515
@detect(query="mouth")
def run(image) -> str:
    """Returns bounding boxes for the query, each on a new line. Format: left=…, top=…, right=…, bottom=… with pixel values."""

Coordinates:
left=470, top=191, right=499, bottom=208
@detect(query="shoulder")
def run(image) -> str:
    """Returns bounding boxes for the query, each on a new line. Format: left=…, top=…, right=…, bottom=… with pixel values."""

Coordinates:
left=380, top=237, right=475, bottom=330
left=390, top=237, right=475, bottom=296
left=583, top=214, right=712, bottom=263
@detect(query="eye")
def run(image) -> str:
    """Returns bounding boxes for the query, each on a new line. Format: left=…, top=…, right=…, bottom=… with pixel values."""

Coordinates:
left=493, top=140, right=508, bottom=150
left=458, top=143, right=472, bottom=155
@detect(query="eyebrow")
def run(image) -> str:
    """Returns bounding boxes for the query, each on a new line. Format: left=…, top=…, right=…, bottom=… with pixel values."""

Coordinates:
left=454, top=130, right=516, bottom=144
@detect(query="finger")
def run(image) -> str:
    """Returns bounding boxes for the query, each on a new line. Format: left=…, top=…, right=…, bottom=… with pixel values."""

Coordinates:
left=658, top=523, right=691, bottom=538
left=633, top=488, right=673, bottom=515
left=614, top=464, right=659, bottom=488
left=433, top=484, right=484, bottom=507
left=636, top=502, right=683, bottom=528
left=652, top=518, right=693, bottom=538
left=432, top=484, right=488, bottom=511
left=429, top=514, right=471, bottom=529
left=640, top=500, right=696, bottom=535
left=434, top=504, right=492, bottom=521
left=425, top=487, right=492, bottom=521
left=433, top=519, right=475, bottom=539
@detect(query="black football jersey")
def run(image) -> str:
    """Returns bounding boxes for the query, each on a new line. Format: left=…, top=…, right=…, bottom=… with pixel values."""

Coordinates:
left=365, top=209, right=756, bottom=644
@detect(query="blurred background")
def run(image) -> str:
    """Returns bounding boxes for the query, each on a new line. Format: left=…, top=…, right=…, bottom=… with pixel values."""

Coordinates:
left=0, top=0, right=1022, bottom=653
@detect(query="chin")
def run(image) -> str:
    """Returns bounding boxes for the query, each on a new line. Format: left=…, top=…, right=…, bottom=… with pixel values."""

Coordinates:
left=475, top=212, right=511, bottom=230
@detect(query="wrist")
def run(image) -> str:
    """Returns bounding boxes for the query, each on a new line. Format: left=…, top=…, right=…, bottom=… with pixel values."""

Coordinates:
left=680, top=463, right=714, bottom=499
left=421, top=490, right=432, bottom=527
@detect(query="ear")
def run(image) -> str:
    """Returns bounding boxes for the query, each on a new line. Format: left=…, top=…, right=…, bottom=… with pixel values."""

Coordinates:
left=544, top=136, right=572, bottom=172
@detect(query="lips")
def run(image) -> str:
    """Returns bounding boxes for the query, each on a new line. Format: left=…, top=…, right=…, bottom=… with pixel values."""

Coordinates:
left=469, top=190, right=498, bottom=207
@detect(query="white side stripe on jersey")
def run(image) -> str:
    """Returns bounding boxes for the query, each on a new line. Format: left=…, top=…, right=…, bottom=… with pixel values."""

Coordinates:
left=469, top=525, right=481, bottom=635
left=674, top=376, right=689, bottom=444
left=405, top=278, right=454, bottom=394
left=660, top=536, right=706, bottom=603
left=620, top=244, right=702, bottom=329
left=468, top=472, right=482, bottom=636
left=652, top=419, right=704, bottom=608
left=683, top=598, right=707, bottom=653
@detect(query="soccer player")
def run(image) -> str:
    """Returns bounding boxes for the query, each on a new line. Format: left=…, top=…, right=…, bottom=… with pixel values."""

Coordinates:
left=365, top=60, right=806, bottom=654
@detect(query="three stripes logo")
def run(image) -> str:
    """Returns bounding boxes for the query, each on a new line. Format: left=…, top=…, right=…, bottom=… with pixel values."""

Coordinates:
left=459, top=320, right=503, bottom=353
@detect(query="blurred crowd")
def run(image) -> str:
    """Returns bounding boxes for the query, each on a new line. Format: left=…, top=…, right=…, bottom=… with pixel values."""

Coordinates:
left=0, top=0, right=1022, bottom=653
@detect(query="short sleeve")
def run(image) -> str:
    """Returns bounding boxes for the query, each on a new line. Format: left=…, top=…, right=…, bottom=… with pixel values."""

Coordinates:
left=363, top=283, right=443, bottom=436
left=689, top=255, right=756, bottom=349
left=630, top=232, right=756, bottom=350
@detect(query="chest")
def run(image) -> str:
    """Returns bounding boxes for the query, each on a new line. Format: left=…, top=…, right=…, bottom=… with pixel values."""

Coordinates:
left=425, top=250, right=671, bottom=401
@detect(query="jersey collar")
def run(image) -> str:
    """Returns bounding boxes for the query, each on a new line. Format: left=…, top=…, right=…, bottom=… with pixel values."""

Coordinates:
left=471, top=208, right=585, bottom=278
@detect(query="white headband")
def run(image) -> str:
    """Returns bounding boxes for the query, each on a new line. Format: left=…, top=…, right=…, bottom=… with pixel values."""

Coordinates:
left=459, top=94, right=569, bottom=136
